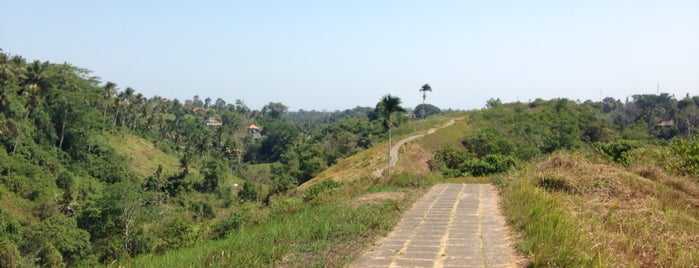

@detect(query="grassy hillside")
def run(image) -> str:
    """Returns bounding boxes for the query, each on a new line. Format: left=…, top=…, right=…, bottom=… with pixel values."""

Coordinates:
left=424, top=101, right=699, bottom=266
left=500, top=151, right=699, bottom=266
left=127, top=113, right=468, bottom=267
left=103, top=133, right=181, bottom=178
left=299, top=113, right=465, bottom=190
left=129, top=99, right=699, bottom=267
left=126, top=174, right=434, bottom=267
left=5, top=50, right=698, bottom=267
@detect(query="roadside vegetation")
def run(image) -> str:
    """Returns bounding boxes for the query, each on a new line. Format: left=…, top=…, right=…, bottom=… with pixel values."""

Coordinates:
left=2, top=49, right=699, bottom=267
left=0, top=50, right=446, bottom=267
left=447, top=98, right=699, bottom=266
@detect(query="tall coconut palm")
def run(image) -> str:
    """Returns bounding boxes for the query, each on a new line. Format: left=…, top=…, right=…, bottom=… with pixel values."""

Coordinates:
left=0, top=50, right=14, bottom=82
left=114, top=87, right=134, bottom=128
left=13, top=60, right=49, bottom=154
left=377, top=94, right=405, bottom=178
left=102, top=82, right=117, bottom=115
left=419, top=83, right=432, bottom=119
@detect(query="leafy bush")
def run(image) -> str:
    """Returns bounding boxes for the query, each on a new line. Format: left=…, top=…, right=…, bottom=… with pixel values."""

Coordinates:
left=482, top=154, right=518, bottom=173
left=215, top=185, right=235, bottom=208
left=158, top=217, right=197, bottom=250
left=302, top=179, right=340, bottom=202
left=667, top=138, right=699, bottom=177
left=429, top=146, right=470, bottom=172
left=460, top=158, right=495, bottom=177
left=210, top=209, right=251, bottom=239
left=269, top=173, right=297, bottom=195
left=459, top=154, right=517, bottom=177
left=462, top=128, right=515, bottom=157
left=29, top=215, right=92, bottom=266
left=593, top=139, right=641, bottom=167
left=0, top=238, right=20, bottom=268
left=432, top=145, right=517, bottom=177
left=190, top=201, right=215, bottom=221
left=237, top=181, right=261, bottom=202
left=0, top=212, right=22, bottom=244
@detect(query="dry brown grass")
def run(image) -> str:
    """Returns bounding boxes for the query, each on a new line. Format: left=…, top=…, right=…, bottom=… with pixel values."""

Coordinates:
left=347, top=192, right=405, bottom=208
left=526, top=152, right=699, bottom=266
left=300, top=114, right=466, bottom=191
left=395, top=143, right=433, bottom=175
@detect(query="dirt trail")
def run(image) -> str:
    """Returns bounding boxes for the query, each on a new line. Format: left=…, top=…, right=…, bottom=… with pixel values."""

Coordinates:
left=373, top=118, right=461, bottom=177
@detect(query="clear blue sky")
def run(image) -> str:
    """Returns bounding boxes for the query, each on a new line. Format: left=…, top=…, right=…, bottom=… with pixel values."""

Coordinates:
left=2, top=1, right=698, bottom=111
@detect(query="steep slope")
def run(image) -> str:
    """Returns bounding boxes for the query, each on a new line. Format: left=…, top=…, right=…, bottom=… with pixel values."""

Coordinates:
left=299, top=114, right=465, bottom=190
left=500, top=152, right=699, bottom=266
left=103, top=132, right=181, bottom=178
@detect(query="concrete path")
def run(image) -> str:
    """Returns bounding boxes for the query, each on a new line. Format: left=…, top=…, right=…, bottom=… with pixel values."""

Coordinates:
left=351, top=184, right=518, bottom=268
left=373, top=118, right=463, bottom=178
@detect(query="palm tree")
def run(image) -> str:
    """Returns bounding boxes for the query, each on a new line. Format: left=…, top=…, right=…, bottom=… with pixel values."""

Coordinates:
left=0, top=50, right=14, bottom=82
left=13, top=60, right=49, bottom=154
left=419, top=83, right=432, bottom=119
left=377, top=94, right=405, bottom=178
left=102, top=82, right=117, bottom=115
left=114, top=87, right=134, bottom=128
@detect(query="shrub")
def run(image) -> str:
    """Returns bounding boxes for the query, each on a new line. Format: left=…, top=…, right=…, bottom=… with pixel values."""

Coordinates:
left=0, top=238, right=20, bottom=268
left=482, top=154, right=517, bottom=173
left=460, top=158, right=495, bottom=177
left=210, top=209, right=251, bottom=239
left=30, top=215, right=92, bottom=266
left=459, top=154, right=517, bottom=177
left=667, top=138, right=699, bottom=177
left=593, top=139, right=641, bottom=167
left=430, top=146, right=470, bottom=171
left=238, top=181, right=261, bottom=202
left=462, top=128, right=515, bottom=157
left=270, top=173, right=297, bottom=195
left=302, top=179, right=340, bottom=202
left=190, top=201, right=215, bottom=221
left=159, top=217, right=197, bottom=250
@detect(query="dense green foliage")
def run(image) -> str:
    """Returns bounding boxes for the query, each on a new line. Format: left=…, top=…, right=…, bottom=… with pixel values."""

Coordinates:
left=592, top=139, right=641, bottom=167
left=2, top=49, right=698, bottom=267
left=430, top=96, right=699, bottom=179
left=0, top=50, right=415, bottom=266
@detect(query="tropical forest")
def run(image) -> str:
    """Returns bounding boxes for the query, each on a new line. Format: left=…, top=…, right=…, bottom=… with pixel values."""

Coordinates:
left=1, top=50, right=698, bottom=267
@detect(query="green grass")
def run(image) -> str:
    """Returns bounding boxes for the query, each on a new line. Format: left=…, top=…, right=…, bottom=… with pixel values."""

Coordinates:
left=392, top=112, right=466, bottom=137
left=300, top=114, right=465, bottom=190
left=499, top=152, right=699, bottom=266
left=500, top=174, right=611, bottom=266
left=104, top=132, right=181, bottom=178
left=124, top=179, right=426, bottom=268
left=415, top=116, right=471, bottom=153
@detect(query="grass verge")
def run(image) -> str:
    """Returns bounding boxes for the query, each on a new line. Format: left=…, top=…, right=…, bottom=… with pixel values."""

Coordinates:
left=124, top=174, right=432, bottom=267
left=499, top=152, right=699, bottom=266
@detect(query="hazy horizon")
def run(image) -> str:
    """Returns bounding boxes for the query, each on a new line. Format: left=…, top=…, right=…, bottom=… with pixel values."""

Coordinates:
left=2, top=1, right=697, bottom=111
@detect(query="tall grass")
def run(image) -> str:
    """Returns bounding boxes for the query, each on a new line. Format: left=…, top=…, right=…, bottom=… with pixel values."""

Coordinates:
left=500, top=176, right=611, bottom=266
left=126, top=200, right=403, bottom=267
left=124, top=174, right=433, bottom=267
left=499, top=152, right=699, bottom=266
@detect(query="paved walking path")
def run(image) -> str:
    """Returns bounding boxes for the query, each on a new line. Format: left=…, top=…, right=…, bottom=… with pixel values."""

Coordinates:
left=373, top=118, right=462, bottom=178
left=351, top=184, right=518, bottom=268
